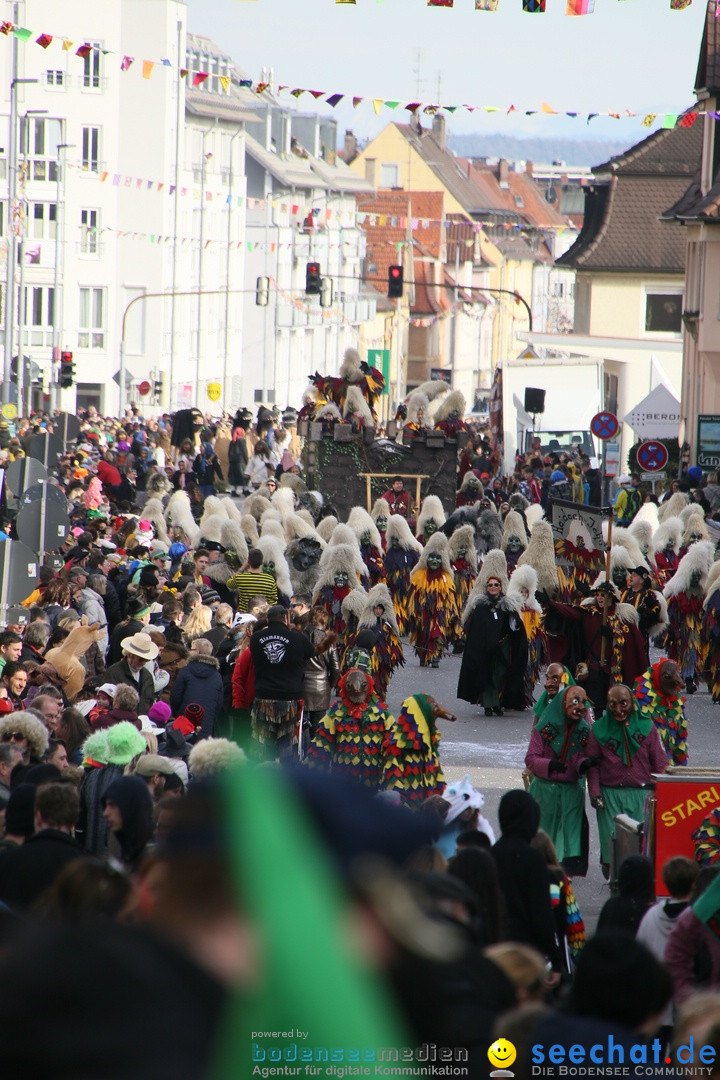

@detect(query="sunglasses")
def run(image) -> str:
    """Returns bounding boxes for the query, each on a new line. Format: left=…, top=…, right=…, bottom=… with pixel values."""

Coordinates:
left=2, top=732, right=25, bottom=742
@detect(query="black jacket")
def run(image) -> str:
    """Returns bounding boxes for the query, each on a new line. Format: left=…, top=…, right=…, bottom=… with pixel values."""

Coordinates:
left=170, top=655, right=224, bottom=736
left=457, top=594, right=527, bottom=709
left=250, top=621, right=314, bottom=701
left=104, top=657, right=156, bottom=715
left=0, top=829, right=87, bottom=910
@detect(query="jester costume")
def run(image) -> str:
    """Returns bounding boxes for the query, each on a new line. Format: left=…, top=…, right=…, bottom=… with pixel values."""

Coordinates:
left=356, top=585, right=405, bottom=700
left=406, top=535, right=459, bottom=666
left=314, top=581, right=355, bottom=637
left=359, top=542, right=386, bottom=587
left=384, top=516, right=422, bottom=635
left=663, top=541, right=715, bottom=690
left=525, top=687, right=591, bottom=871
left=382, top=693, right=450, bottom=805
left=306, top=669, right=391, bottom=789
left=448, top=524, right=477, bottom=647
left=509, top=565, right=545, bottom=708
left=635, top=659, right=688, bottom=766
left=554, top=538, right=605, bottom=595
left=703, top=576, right=720, bottom=703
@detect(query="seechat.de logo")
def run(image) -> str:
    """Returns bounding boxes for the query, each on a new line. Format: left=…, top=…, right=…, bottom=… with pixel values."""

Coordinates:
left=488, top=1038, right=516, bottom=1077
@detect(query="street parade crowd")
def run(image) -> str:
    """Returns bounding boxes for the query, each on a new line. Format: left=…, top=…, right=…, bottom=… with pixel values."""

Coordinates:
left=1, top=352, right=720, bottom=1077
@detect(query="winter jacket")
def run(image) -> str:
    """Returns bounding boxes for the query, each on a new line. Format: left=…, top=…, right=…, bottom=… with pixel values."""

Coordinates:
left=78, top=763, right=126, bottom=856
left=302, top=627, right=339, bottom=712
left=0, top=829, right=88, bottom=910
left=104, top=658, right=156, bottom=715
left=664, top=906, right=720, bottom=1002
left=170, top=655, right=224, bottom=737
left=76, top=588, right=108, bottom=655
left=231, top=647, right=255, bottom=710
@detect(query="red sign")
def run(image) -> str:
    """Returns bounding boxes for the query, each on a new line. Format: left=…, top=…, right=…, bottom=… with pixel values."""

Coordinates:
left=137, top=380, right=151, bottom=397
left=653, top=776, right=720, bottom=895
left=637, top=440, right=669, bottom=472
left=590, top=411, right=619, bottom=440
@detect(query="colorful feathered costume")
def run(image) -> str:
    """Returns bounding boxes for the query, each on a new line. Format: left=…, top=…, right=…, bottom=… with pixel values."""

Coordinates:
left=347, top=506, right=386, bottom=587
left=663, top=540, right=714, bottom=689
left=554, top=519, right=604, bottom=595
left=650, top=517, right=683, bottom=589
left=312, top=543, right=366, bottom=636
left=384, top=515, right=422, bottom=635
left=306, top=669, right=391, bottom=788
left=448, top=525, right=478, bottom=638
left=702, top=562, right=720, bottom=703
left=433, top=390, right=467, bottom=439
left=382, top=693, right=456, bottom=804
left=501, top=509, right=528, bottom=575
left=356, top=584, right=405, bottom=699
left=406, top=533, right=460, bottom=666
left=508, top=564, right=545, bottom=708
left=635, top=659, right=688, bottom=766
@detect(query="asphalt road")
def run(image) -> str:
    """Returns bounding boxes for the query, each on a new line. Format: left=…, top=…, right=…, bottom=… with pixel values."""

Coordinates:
left=382, top=645, right=720, bottom=933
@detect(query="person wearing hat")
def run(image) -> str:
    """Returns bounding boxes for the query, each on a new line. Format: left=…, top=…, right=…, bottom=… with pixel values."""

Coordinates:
left=169, top=638, right=224, bottom=739
left=613, top=474, right=642, bottom=527
left=131, top=753, right=176, bottom=800
left=106, top=597, right=153, bottom=665
left=620, top=566, right=665, bottom=664
left=104, top=633, right=159, bottom=715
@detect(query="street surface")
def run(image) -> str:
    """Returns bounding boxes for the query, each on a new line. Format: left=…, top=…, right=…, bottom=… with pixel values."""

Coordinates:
left=383, top=646, right=719, bottom=932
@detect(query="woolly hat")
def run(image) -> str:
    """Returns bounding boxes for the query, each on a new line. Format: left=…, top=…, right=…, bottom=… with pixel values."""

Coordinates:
left=687, top=466, right=703, bottom=484
left=501, top=509, right=529, bottom=550
left=148, top=701, right=172, bottom=724
left=386, top=514, right=423, bottom=553
left=416, top=495, right=446, bottom=537
left=105, top=721, right=147, bottom=766
left=188, top=737, right=246, bottom=779
left=184, top=703, right=205, bottom=727
left=0, top=712, right=49, bottom=760
left=550, top=470, right=566, bottom=484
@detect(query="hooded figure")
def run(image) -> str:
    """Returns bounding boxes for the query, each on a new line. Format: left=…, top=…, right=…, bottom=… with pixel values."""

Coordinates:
left=306, top=669, right=393, bottom=789
left=356, top=584, right=404, bottom=698
left=403, top=391, right=429, bottom=440
left=456, top=471, right=483, bottom=509
left=406, top=533, right=459, bottom=668
left=347, top=507, right=385, bottom=586
left=286, top=535, right=325, bottom=597
left=164, top=490, right=200, bottom=547
left=628, top=517, right=654, bottom=561
left=491, top=790, right=560, bottom=965
left=382, top=694, right=456, bottom=805
left=447, top=524, right=478, bottom=623
left=371, top=497, right=391, bottom=552
left=664, top=540, right=715, bottom=693
left=635, top=658, right=687, bottom=766
left=101, top=774, right=154, bottom=872
left=519, top=521, right=560, bottom=598
left=508, top=564, right=545, bottom=708
left=500, top=509, right=528, bottom=574
left=322, top=529, right=370, bottom=588
left=416, top=494, right=446, bottom=546
left=312, top=544, right=366, bottom=636
left=384, top=516, right=422, bottom=635
left=585, top=683, right=668, bottom=873
left=433, top=390, right=467, bottom=438
left=457, top=549, right=528, bottom=714
left=343, top=385, right=374, bottom=433
left=475, top=507, right=503, bottom=557
left=650, top=516, right=683, bottom=588
left=658, top=491, right=690, bottom=523
left=78, top=722, right=147, bottom=857
left=612, top=527, right=652, bottom=574
left=255, top=535, right=293, bottom=606
left=340, top=589, right=368, bottom=661
left=679, top=511, right=710, bottom=558
left=525, top=684, right=591, bottom=875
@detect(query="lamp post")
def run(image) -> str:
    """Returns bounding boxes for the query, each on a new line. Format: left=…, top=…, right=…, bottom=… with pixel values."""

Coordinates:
left=223, top=126, right=243, bottom=409
left=51, top=137, right=74, bottom=413
left=196, top=119, right=218, bottom=404
left=14, top=106, right=48, bottom=416
left=2, top=75, right=39, bottom=405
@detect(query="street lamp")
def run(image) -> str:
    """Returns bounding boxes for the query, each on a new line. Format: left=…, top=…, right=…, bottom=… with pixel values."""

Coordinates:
left=2, top=77, right=39, bottom=405
left=14, top=107, right=48, bottom=415
left=51, top=134, right=75, bottom=413
left=223, top=126, right=244, bottom=408
left=196, top=119, right=218, bottom=402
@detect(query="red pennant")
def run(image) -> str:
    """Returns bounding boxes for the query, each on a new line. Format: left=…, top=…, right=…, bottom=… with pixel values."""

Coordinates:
left=192, top=72, right=209, bottom=87
left=680, top=112, right=699, bottom=127
left=35, top=33, right=52, bottom=49
left=76, top=43, right=93, bottom=59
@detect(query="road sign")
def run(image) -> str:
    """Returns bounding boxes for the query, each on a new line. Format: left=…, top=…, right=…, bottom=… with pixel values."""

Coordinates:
left=15, top=499, right=71, bottom=555
left=604, top=440, right=621, bottom=478
left=1, top=403, right=17, bottom=420
left=20, top=481, right=69, bottom=511
left=5, top=456, right=47, bottom=497
left=54, top=412, right=81, bottom=446
left=641, top=471, right=667, bottom=482
left=623, top=385, right=681, bottom=440
left=27, top=432, right=64, bottom=469
left=591, top=411, right=620, bottom=441
left=637, top=440, right=669, bottom=472
left=0, top=539, right=38, bottom=608
left=138, top=380, right=151, bottom=397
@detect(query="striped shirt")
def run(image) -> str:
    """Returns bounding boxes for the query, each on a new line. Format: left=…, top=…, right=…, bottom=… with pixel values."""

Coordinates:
left=226, top=570, right=278, bottom=612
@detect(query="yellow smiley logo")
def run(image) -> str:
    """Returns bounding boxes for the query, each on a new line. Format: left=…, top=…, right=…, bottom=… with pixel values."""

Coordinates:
left=488, top=1039, right=517, bottom=1070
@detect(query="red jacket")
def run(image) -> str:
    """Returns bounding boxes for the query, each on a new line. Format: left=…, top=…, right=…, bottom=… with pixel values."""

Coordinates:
left=231, top=647, right=255, bottom=709
left=97, top=459, right=122, bottom=487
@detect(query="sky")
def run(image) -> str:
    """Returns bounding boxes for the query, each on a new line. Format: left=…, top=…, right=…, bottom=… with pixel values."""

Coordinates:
left=186, top=0, right=709, bottom=147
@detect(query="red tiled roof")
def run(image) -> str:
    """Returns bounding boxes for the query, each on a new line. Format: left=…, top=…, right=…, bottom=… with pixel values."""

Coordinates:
left=357, top=190, right=446, bottom=296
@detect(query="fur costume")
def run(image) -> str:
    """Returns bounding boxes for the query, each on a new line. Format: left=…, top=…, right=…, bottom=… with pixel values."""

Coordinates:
left=403, top=391, right=430, bottom=438
left=198, top=515, right=225, bottom=554
left=343, top=385, right=374, bottom=430
left=44, top=617, right=104, bottom=700
left=371, top=498, right=391, bottom=552
left=142, top=498, right=171, bottom=548
left=554, top=516, right=604, bottom=596
left=413, top=379, right=451, bottom=404
left=501, top=509, right=529, bottom=573
left=164, top=491, right=200, bottom=547
left=255, top=535, right=293, bottom=604
left=340, top=589, right=368, bottom=654
left=680, top=512, right=710, bottom=556
left=320, top=531, right=370, bottom=587
left=703, top=562, right=720, bottom=702
left=406, top=534, right=459, bottom=666
left=476, top=508, right=503, bottom=557
left=681, top=502, right=706, bottom=525
left=284, top=512, right=317, bottom=543
left=188, top=738, right=246, bottom=778
left=306, top=670, right=392, bottom=787
left=0, top=711, right=49, bottom=760
left=416, top=494, right=446, bottom=545
left=286, top=535, right=325, bottom=597
left=261, top=521, right=286, bottom=545
left=316, top=516, right=338, bottom=543
left=384, top=515, right=422, bottom=634
left=356, top=584, right=405, bottom=697
left=448, top=524, right=478, bottom=619
left=651, top=517, right=683, bottom=587
left=635, top=660, right=688, bottom=767
left=458, top=550, right=527, bottom=711
left=456, top=471, right=483, bottom=508
left=269, top=487, right=297, bottom=523
left=508, top=564, right=546, bottom=707
left=664, top=540, right=715, bottom=687
left=658, top=491, right=689, bottom=522
left=146, top=471, right=172, bottom=500
left=437, top=777, right=495, bottom=851
left=220, top=521, right=249, bottom=567
left=628, top=518, right=654, bottom=559
left=613, top=527, right=651, bottom=572
left=242, top=493, right=272, bottom=523
left=199, top=496, right=228, bottom=526
left=347, top=507, right=385, bottom=586
left=433, top=390, right=467, bottom=438
left=633, top=501, right=660, bottom=533
left=517, top=521, right=560, bottom=597
left=241, top=514, right=260, bottom=549
left=315, top=402, right=342, bottom=434
left=312, top=544, right=366, bottom=635
left=382, top=693, right=451, bottom=804
left=442, top=505, right=480, bottom=539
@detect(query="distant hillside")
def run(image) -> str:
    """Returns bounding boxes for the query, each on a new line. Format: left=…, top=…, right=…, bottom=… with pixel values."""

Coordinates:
left=448, top=134, right=634, bottom=168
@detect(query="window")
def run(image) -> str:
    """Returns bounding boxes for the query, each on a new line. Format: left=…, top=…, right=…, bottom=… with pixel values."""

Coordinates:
left=22, top=286, right=54, bottom=347
left=81, top=127, right=100, bottom=173
left=25, top=118, right=60, bottom=181
left=29, top=202, right=57, bottom=240
left=514, top=195, right=524, bottom=208
left=379, top=163, right=400, bottom=188
left=645, top=292, right=682, bottom=333
left=80, top=209, right=99, bottom=255
left=45, top=70, right=65, bottom=89
left=82, top=43, right=102, bottom=89
left=79, top=287, right=106, bottom=349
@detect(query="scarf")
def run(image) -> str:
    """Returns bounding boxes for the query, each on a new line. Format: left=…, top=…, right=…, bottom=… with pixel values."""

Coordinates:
left=533, top=666, right=575, bottom=719
left=533, top=686, right=590, bottom=762
left=592, top=698, right=652, bottom=766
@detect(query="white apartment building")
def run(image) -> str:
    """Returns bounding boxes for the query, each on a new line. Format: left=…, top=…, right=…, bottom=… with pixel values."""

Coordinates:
left=0, top=1, right=375, bottom=418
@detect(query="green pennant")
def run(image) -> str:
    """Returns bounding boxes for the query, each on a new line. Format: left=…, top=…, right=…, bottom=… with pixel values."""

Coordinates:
left=13, top=27, right=32, bottom=41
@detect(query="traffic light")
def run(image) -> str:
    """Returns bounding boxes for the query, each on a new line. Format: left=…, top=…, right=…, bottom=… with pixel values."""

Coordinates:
left=305, top=262, right=321, bottom=295
left=59, top=350, right=75, bottom=389
left=319, top=277, right=333, bottom=308
left=153, top=379, right=162, bottom=400
left=255, top=275, right=269, bottom=306
left=388, top=265, right=404, bottom=299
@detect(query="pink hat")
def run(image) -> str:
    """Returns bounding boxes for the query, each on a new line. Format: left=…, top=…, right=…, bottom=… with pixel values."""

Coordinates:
left=148, top=700, right=172, bottom=723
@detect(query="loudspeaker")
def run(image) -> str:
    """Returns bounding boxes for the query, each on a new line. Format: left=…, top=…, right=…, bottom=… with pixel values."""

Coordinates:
left=524, top=387, right=546, bottom=415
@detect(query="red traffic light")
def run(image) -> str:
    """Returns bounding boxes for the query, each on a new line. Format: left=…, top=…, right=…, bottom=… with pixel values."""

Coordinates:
left=61, top=350, right=73, bottom=363
left=388, top=264, right=403, bottom=299
left=305, top=262, right=322, bottom=295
